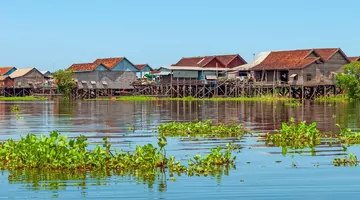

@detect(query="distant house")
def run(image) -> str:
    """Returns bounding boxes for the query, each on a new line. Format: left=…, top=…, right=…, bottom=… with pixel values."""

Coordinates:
left=93, top=57, right=138, bottom=72
left=40, top=71, right=53, bottom=78
left=250, top=48, right=350, bottom=86
left=68, top=57, right=139, bottom=90
left=349, top=57, right=360, bottom=62
left=0, top=67, right=17, bottom=76
left=10, top=68, right=45, bottom=88
left=135, top=64, right=153, bottom=78
left=165, top=54, right=247, bottom=81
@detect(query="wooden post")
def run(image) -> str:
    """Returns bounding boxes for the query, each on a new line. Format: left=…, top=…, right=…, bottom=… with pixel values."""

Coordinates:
left=301, top=86, right=304, bottom=102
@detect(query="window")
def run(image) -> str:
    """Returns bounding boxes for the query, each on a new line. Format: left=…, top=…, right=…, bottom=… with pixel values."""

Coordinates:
left=293, top=75, right=298, bottom=81
left=320, top=70, right=325, bottom=77
left=306, top=74, right=312, bottom=81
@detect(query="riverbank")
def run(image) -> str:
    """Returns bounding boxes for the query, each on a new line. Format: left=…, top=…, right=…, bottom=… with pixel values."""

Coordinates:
left=86, top=96, right=294, bottom=101
left=0, top=96, right=48, bottom=101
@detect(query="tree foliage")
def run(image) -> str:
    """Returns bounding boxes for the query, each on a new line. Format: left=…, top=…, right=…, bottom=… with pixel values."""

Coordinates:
left=336, top=62, right=360, bottom=100
left=52, top=69, right=75, bottom=96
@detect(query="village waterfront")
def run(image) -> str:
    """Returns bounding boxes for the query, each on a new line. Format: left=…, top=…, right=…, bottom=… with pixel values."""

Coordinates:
left=0, top=99, right=359, bottom=199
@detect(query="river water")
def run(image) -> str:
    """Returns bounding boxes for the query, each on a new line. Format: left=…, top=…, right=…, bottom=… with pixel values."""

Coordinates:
left=0, top=100, right=360, bottom=199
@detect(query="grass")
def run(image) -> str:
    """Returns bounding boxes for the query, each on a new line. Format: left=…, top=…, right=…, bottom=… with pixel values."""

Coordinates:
left=0, top=96, right=48, bottom=101
left=87, top=96, right=293, bottom=101
left=158, top=119, right=247, bottom=137
left=314, top=95, right=348, bottom=102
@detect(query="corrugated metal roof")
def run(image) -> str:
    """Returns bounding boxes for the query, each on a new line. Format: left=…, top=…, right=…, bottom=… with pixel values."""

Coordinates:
left=231, top=52, right=271, bottom=71
left=349, top=57, right=360, bottom=62
left=0, top=67, right=15, bottom=76
left=10, top=68, right=34, bottom=78
left=251, top=50, right=323, bottom=70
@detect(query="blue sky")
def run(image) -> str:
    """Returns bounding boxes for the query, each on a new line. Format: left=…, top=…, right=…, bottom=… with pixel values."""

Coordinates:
left=0, top=0, right=359, bottom=71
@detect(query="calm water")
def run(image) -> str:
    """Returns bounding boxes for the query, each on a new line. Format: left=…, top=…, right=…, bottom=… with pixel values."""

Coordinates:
left=0, top=100, right=360, bottom=199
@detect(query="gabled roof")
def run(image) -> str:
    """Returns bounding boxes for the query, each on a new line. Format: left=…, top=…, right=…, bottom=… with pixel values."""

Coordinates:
left=251, top=49, right=324, bottom=70
left=0, top=76, right=11, bottom=81
left=40, top=70, right=51, bottom=75
left=216, top=54, right=247, bottom=66
left=172, top=54, right=247, bottom=68
left=0, top=67, right=15, bottom=76
left=315, top=48, right=350, bottom=62
left=93, top=57, right=125, bottom=69
left=135, top=64, right=153, bottom=71
left=67, top=63, right=108, bottom=72
left=349, top=56, right=360, bottom=62
left=10, top=68, right=39, bottom=78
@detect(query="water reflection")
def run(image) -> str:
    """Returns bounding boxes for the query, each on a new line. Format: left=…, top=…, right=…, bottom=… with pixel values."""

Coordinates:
left=0, top=100, right=360, bottom=199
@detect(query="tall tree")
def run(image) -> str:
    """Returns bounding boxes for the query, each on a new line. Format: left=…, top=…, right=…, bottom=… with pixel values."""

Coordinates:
left=336, top=62, right=360, bottom=100
left=52, top=69, right=75, bottom=97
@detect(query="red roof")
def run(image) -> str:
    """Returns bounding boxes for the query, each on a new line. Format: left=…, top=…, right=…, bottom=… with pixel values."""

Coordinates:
left=135, top=64, right=152, bottom=71
left=172, top=54, right=247, bottom=68
left=93, top=57, right=124, bottom=69
left=0, top=67, right=15, bottom=75
left=67, top=63, right=98, bottom=71
left=349, top=57, right=360, bottom=62
left=315, top=48, right=350, bottom=62
left=252, top=49, right=323, bottom=70
left=150, top=69, right=160, bottom=74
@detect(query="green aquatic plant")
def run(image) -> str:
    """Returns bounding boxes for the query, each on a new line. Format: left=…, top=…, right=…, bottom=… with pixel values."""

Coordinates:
left=314, top=95, right=348, bottom=102
left=333, top=153, right=359, bottom=167
left=266, top=118, right=324, bottom=149
left=0, top=96, right=48, bottom=101
left=158, top=120, right=246, bottom=137
left=284, top=101, right=302, bottom=107
left=11, top=105, right=20, bottom=112
left=336, top=124, right=360, bottom=144
left=11, top=105, right=22, bottom=120
left=168, top=143, right=238, bottom=176
left=0, top=132, right=238, bottom=183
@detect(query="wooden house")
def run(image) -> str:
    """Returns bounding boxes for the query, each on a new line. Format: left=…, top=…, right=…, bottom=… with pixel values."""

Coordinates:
left=349, top=57, right=360, bottom=62
left=67, top=57, right=139, bottom=90
left=9, top=68, right=45, bottom=88
left=165, top=54, right=247, bottom=82
left=251, top=48, right=350, bottom=86
left=135, top=64, right=153, bottom=78
left=93, top=57, right=138, bottom=72
left=0, top=76, right=14, bottom=88
left=0, top=67, right=17, bottom=76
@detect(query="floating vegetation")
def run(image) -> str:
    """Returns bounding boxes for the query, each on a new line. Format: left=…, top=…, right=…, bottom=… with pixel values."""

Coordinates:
left=0, top=96, right=48, bottom=101
left=314, top=95, right=348, bottom=102
left=158, top=120, right=246, bottom=137
left=0, top=131, right=238, bottom=184
left=266, top=118, right=324, bottom=149
left=11, top=104, right=22, bottom=120
left=168, top=143, right=237, bottom=176
left=337, top=124, right=360, bottom=144
left=333, top=153, right=359, bottom=167
left=284, top=101, right=302, bottom=107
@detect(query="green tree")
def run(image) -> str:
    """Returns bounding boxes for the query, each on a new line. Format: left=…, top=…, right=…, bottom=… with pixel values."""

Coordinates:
left=336, top=62, right=360, bottom=100
left=52, top=69, right=75, bottom=97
